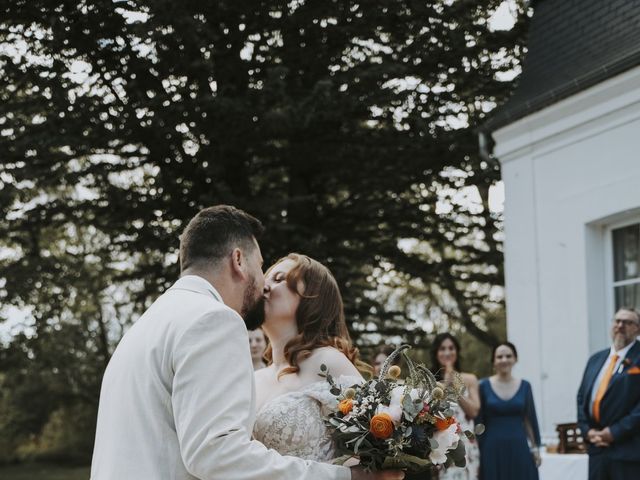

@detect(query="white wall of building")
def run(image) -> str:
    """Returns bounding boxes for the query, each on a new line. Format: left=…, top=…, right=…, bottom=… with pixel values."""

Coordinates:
left=492, top=66, right=640, bottom=441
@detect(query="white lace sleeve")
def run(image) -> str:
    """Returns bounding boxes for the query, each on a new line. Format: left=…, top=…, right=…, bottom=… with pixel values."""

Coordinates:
left=253, top=382, right=336, bottom=462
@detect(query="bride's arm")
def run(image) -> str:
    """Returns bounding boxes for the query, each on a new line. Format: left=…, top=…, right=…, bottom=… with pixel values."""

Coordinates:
left=457, top=373, right=481, bottom=419
left=253, top=365, right=275, bottom=413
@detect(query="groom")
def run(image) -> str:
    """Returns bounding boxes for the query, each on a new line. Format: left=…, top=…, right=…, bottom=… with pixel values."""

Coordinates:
left=91, top=205, right=403, bottom=480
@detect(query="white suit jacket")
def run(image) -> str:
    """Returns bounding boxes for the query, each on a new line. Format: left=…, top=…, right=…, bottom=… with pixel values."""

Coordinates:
left=91, top=275, right=350, bottom=480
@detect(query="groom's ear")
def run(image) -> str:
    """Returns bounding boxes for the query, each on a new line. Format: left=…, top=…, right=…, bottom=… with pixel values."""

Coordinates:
left=230, top=248, right=248, bottom=281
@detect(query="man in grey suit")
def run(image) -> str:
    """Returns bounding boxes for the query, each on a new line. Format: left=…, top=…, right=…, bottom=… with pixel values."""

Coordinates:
left=91, top=205, right=403, bottom=480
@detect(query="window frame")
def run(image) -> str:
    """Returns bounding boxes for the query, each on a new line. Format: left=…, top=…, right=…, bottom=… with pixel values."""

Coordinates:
left=605, top=217, right=640, bottom=320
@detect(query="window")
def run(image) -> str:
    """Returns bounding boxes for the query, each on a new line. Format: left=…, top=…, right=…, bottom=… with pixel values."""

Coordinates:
left=612, top=222, right=640, bottom=310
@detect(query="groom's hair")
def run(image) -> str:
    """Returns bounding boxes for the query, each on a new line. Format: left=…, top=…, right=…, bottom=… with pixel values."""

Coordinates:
left=179, top=205, right=264, bottom=272
left=616, top=307, right=640, bottom=323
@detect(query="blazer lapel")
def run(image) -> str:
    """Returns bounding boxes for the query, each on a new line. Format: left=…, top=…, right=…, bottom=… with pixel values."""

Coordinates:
left=607, top=341, right=640, bottom=391
left=625, top=341, right=640, bottom=365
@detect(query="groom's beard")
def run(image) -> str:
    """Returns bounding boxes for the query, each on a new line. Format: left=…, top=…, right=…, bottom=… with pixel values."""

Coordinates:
left=243, top=296, right=265, bottom=330
left=241, top=279, right=265, bottom=330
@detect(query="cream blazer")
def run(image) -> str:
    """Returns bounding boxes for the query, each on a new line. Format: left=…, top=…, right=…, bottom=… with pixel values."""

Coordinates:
left=91, top=275, right=350, bottom=480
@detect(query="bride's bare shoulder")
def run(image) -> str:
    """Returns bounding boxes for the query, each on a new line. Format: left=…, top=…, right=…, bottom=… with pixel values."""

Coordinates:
left=461, top=372, right=479, bottom=384
left=254, top=365, right=276, bottom=383
left=304, top=346, right=361, bottom=378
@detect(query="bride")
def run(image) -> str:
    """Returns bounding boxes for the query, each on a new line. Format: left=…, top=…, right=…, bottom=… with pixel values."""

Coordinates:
left=253, top=253, right=365, bottom=461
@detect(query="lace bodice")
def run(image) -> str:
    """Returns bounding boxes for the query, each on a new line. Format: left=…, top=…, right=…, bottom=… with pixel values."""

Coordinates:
left=253, top=376, right=361, bottom=462
left=253, top=381, right=337, bottom=461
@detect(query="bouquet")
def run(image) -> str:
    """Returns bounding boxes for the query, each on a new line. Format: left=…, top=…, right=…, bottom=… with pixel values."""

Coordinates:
left=321, top=345, right=479, bottom=472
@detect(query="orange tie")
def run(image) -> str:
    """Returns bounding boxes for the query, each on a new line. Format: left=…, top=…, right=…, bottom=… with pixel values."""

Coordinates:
left=593, top=354, right=619, bottom=423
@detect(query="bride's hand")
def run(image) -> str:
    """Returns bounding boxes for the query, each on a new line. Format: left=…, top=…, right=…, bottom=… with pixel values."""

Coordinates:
left=443, top=363, right=456, bottom=385
left=350, top=467, right=405, bottom=480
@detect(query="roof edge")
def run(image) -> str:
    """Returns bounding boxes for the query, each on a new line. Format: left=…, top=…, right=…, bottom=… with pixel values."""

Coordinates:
left=482, top=49, right=640, bottom=132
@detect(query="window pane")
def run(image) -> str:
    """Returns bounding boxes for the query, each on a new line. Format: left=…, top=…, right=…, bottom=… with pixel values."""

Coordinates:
left=614, top=283, right=640, bottom=311
left=612, top=223, right=640, bottom=281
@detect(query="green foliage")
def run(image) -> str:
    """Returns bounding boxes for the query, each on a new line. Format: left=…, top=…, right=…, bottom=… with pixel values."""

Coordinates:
left=0, top=463, right=90, bottom=480
left=459, top=307, right=507, bottom=378
left=0, top=324, right=101, bottom=462
left=15, top=406, right=96, bottom=463
left=0, top=0, right=528, bottom=462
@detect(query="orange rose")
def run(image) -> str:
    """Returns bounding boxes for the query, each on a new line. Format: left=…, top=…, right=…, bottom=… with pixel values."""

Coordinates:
left=338, top=398, right=353, bottom=415
left=369, top=413, right=394, bottom=439
left=435, top=416, right=456, bottom=431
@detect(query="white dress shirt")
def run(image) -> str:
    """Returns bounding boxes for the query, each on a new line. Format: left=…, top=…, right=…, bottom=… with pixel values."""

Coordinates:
left=91, top=275, right=350, bottom=480
left=589, top=340, right=637, bottom=415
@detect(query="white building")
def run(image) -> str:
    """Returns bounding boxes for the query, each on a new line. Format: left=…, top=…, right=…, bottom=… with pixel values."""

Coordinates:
left=482, top=0, right=640, bottom=441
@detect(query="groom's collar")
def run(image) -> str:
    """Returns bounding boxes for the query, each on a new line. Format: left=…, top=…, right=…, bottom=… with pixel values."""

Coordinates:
left=170, top=275, right=223, bottom=304
left=610, top=339, right=638, bottom=358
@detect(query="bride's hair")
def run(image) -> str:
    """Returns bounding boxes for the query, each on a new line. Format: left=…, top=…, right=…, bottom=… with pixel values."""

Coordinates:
left=263, top=253, right=364, bottom=377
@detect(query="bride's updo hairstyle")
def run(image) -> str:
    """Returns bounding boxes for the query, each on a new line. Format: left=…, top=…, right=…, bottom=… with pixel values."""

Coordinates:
left=263, top=253, right=364, bottom=377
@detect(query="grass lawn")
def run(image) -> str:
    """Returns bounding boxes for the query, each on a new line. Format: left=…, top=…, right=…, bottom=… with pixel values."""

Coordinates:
left=0, top=463, right=90, bottom=480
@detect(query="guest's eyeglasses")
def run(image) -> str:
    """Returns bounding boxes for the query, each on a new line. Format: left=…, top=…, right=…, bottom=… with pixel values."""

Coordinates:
left=613, top=318, right=640, bottom=327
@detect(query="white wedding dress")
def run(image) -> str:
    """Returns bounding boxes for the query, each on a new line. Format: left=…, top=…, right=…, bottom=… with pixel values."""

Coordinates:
left=440, top=392, right=480, bottom=480
left=253, top=376, right=361, bottom=462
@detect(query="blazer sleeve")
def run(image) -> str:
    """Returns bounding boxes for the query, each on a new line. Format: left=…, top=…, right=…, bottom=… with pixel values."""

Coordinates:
left=576, top=358, right=592, bottom=438
left=524, top=381, right=541, bottom=447
left=171, top=309, right=350, bottom=480
left=609, top=395, right=640, bottom=443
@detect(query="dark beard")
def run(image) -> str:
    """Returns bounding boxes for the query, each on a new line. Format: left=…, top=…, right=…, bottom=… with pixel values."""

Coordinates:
left=242, top=284, right=265, bottom=330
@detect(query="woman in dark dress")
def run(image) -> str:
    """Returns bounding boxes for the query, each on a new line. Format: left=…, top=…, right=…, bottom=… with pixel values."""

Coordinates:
left=477, top=342, right=541, bottom=480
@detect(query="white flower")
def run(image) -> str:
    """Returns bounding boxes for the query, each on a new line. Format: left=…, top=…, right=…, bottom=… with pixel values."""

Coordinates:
left=428, top=424, right=459, bottom=465
left=376, top=404, right=403, bottom=424
left=389, top=387, right=421, bottom=415
left=375, top=386, right=422, bottom=424
left=390, top=386, right=421, bottom=406
left=389, top=386, right=404, bottom=406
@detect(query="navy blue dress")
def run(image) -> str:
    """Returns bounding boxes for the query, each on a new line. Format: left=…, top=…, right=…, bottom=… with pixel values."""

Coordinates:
left=477, top=378, right=541, bottom=480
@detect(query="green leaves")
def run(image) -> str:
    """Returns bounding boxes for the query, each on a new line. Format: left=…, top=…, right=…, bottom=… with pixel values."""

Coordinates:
left=0, top=0, right=527, bottom=460
left=451, top=438, right=467, bottom=468
left=429, top=438, right=440, bottom=450
left=381, top=452, right=433, bottom=471
left=1, top=0, right=525, bottom=351
left=401, top=391, right=421, bottom=421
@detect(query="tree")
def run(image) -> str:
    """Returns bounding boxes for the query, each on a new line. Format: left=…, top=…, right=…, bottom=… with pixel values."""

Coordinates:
left=0, top=0, right=528, bottom=459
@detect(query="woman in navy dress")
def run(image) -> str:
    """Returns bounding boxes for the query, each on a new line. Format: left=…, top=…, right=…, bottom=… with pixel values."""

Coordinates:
left=477, top=342, right=541, bottom=480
